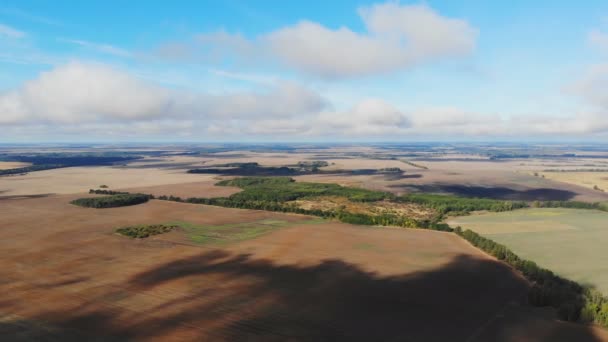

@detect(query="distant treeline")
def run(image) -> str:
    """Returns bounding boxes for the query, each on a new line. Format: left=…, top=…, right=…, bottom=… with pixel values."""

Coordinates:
left=455, top=227, right=608, bottom=325
left=187, top=163, right=403, bottom=177
left=399, top=160, right=429, bottom=170
left=0, top=154, right=140, bottom=176
left=71, top=193, right=152, bottom=208
left=89, top=189, right=129, bottom=195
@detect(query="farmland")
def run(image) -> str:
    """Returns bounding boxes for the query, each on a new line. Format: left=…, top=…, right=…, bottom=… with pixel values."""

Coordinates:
left=534, top=171, right=608, bottom=193
left=3, top=193, right=605, bottom=340
left=449, top=208, right=608, bottom=293
left=3, top=143, right=608, bottom=340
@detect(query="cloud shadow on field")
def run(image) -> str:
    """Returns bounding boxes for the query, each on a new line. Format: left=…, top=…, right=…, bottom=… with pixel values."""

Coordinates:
left=5, top=249, right=604, bottom=341
left=394, top=183, right=578, bottom=201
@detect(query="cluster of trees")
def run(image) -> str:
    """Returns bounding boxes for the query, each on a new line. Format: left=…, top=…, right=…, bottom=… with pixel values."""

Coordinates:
left=151, top=176, right=450, bottom=231
left=116, top=224, right=177, bottom=238
left=454, top=227, right=608, bottom=325
left=398, top=194, right=527, bottom=216
left=293, top=160, right=329, bottom=173
left=217, top=176, right=390, bottom=202
left=71, top=194, right=151, bottom=208
left=378, top=167, right=402, bottom=173
left=296, top=160, right=329, bottom=168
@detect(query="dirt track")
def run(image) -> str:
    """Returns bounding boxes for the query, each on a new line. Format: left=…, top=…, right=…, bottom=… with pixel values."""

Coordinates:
left=1, top=195, right=607, bottom=341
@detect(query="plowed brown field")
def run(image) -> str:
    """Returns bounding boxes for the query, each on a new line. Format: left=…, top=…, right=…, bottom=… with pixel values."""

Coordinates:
left=1, top=195, right=607, bottom=341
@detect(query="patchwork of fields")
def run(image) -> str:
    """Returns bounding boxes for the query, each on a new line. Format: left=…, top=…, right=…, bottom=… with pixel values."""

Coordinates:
left=449, top=208, right=608, bottom=293
left=3, top=194, right=602, bottom=340
left=3, top=146, right=608, bottom=340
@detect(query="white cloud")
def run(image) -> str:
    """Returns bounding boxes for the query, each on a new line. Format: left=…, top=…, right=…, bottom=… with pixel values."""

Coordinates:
left=0, top=23, right=25, bottom=38
left=7, top=59, right=608, bottom=139
left=0, top=62, right=327, bottom=129
left=59, top=38, right=132, bottom=58
left=316, top=98, right=410, bottom=134
left=159, top=2, right=477, bottom=79
left=0, top=62, right=171, bottom=124
left=264, top=3, right=476, bottom=78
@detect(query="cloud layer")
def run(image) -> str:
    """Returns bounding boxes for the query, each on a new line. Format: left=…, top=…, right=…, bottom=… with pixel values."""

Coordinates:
left=4, top=61, right=608, bottom=140
left=161, top=3, right=477, bottom=79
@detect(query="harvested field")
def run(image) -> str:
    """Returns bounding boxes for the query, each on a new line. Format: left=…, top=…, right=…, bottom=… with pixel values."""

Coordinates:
left=534, top=171, right=608, bottom=193
left=0, top=166, right=221, bottom=197
left=0, top=161, right=31, bottom=170
left=1, top=195, right=606, bottom=340
left=120, top=180, right=241, bottom=199
left=448, top=208, right=608, bottom=294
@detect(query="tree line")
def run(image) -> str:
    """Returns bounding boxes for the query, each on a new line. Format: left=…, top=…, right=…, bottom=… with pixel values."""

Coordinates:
left=454, top=227, right=608, bottom=325
left=89, top=189, right=130, bottom=195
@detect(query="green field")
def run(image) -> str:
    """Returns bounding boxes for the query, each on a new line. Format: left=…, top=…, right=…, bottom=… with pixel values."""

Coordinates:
left=448, top=208, right=608, bottom=293
left=167, top=218, right=325, bottom=245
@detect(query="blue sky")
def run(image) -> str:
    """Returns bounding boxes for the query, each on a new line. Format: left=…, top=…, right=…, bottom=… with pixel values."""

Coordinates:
left=2, top=0, right=608, bottom=141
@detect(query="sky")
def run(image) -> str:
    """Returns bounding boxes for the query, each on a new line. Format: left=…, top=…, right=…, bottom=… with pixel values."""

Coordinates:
left=2, top=0, right=608, bottom=142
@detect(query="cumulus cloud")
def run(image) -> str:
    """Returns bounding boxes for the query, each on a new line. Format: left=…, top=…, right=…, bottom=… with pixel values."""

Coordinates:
left=0, top=23, right=25, bottom=39
left=0, top=62, right=327, bottom=130
left=265, top=3, right=476, bottom=78
left=0, top=62, right=172, bottom=124
left=7, top=60, right=608, bottom=140
left=158, top=2, right=477, bottom=79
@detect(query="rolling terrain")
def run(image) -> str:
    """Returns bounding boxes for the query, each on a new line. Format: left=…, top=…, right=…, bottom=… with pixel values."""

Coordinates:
left=2, top=144, right=608, bottom=340
left=3, top=194, right=605, bottom=340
